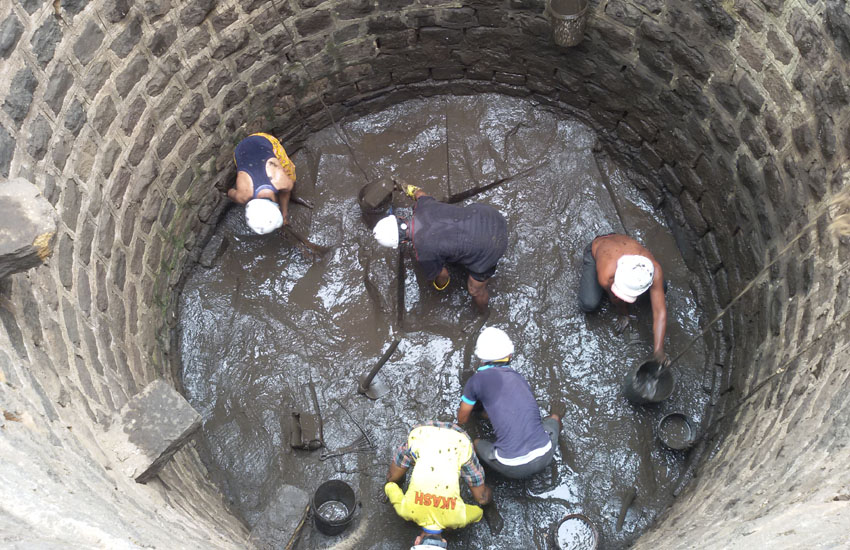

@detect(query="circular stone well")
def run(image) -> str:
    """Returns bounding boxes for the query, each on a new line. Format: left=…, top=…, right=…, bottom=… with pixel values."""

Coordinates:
left=0, top=0, right=848, bottom=549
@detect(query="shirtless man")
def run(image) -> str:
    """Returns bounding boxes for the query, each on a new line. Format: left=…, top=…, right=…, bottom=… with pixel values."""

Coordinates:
left=227, top=133, right=296, bottom=234
left=578, top=234, right=668, bottom=363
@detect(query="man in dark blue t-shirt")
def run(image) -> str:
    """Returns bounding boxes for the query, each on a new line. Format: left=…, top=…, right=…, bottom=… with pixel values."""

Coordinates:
left=372, top=186, right=508, bottom=311
left=456, top=327, right=562, bottom=479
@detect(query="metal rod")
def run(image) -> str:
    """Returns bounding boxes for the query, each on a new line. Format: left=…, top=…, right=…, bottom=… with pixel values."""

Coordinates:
left=446, top=161, right=547, bottom=204
left=284, top=503, right=311, bottom=550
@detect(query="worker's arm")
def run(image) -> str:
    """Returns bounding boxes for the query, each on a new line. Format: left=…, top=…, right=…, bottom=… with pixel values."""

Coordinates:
left=413, top=189, right=429, bottom=200
left=457, top=401, right=474, bottom=424
left=227, top=173, right=253, bottom=204
left=469, top=483, right=492, bottom=506
left=386, top=462, right=408, bottom=483
left=650, top=263, right=667, bottom=360
left=277, top=190, right=290, bottom=225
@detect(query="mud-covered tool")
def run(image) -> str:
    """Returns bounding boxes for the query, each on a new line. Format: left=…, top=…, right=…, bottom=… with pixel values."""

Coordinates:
left=291, top=195, right=315, bottom=209
left=283, top=225, right=331, bottom=257
left=357, top=338, right=401, bottom=399
left=284, top=502, right=311, bottom=550
left=616, top=486, right=637, bottom=531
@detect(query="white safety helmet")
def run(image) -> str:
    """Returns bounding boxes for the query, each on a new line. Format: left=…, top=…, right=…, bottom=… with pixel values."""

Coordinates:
left=373, top=215, right=400, bottom=248
left=245, top=198, right=283, bottom=235
left=474, top=327, right=514, bottom=362
left=611, top=255, right=654, bottom=303
left=411, top=534, right=447, bottom=549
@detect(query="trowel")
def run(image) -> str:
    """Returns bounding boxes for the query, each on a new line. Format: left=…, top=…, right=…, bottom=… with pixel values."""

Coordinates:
left=357, top=338, right=400, bottom=399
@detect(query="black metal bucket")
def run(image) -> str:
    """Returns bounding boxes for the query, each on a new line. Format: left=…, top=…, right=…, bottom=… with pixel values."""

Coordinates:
left=552, top=513, right=599, bottom=550
left=623, top=359, right=675, bottom=405
left=657, top=412, right=695, bottom=450
left=311, top=480, right=356, bottom=536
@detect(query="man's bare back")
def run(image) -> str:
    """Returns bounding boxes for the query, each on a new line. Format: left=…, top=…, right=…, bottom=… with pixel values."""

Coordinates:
left=592, top=234, right=659, bottom=292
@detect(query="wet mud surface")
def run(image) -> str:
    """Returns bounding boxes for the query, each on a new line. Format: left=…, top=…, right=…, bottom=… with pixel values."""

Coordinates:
left=179, top=94, right=711, bottom=549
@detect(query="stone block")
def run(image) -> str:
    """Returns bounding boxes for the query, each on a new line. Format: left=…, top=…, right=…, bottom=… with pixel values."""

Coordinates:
left=419, top=26, right=463, bottom=45
left=295, top=9, right=332, bottom=36
left=110, top=15, right=142, bottom=59
left=0, top=14, right=24, bottom=59
left=212, top=28, right=249, bottom=60
left=83, top=60, right=112, bottom=98
left=740, top=116, right=767, bottom=159
left=198, top=234, right=228, bottom=268
left=146, top=55, right=180, bottom=97
left=212, top=10, right=237, bottom=32
left=638, top=44, right=674, bottom=81
left=104, top=379, right=201, bottom=483
left=336, top=0, right=372, bottom=19
left=27, top=115, right=51, bottom=161
left=606, top=0, right=643, bottom=27
left=0, top=179, right=58, bottom=279
left=3, top=67, right=38, bottom=128
left=766, top=27, right=794, bottom=65
left=64, top=99, right=87, bottom=136
left=816, top=111, right=836, bottom=160
left=31, top=16, right=62, bottom=66
left=792, top=121, right=814, bottom=156
left=788, top=9, right=826, bottom=65
left=180, top=0, right=215, bottom=26
left=250, top=485, right=310, bottom=548
left=116, top=55, right=149, bottom=98
left=148, top=22, right=177, bottom=57
left=73, top=20, right=105, bottom=66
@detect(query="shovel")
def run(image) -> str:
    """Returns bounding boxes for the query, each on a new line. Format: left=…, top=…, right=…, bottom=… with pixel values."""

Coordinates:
left=282, top=225, right=331, bottom=257
left=357, top=338, right=401, bottom=399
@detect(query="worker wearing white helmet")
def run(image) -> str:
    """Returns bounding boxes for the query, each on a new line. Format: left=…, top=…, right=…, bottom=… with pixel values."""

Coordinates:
left=372, top=185, right=508, bottom=311
left=226, top=133, right=296, bottom=234
left=457, top=327, right=563, bottom=479
left=577, top=233, right=668, bottom=364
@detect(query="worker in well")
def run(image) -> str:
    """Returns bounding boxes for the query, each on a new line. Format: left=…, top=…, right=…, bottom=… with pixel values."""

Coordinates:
left=227, top=133, right=296, bottom=234
left=385, top=421, right=493, bottom=547
left=457, top=327, right=562, bottom=479
left=577, top=233, right=668, bottom=364
left=372, top=185, right=508, bottom=311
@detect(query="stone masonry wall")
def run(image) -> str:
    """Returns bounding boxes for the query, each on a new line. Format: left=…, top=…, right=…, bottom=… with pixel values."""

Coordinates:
left=0, top=0, right=847, bottom=547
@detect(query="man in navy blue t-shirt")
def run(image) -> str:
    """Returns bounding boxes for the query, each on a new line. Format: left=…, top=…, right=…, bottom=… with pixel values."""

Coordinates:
left=456, top=327, right=562, bottom=479
left=372, top=186, right=507, bottom=311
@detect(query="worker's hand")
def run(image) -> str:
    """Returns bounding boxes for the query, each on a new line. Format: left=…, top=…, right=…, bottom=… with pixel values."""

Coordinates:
left=403, top=184, right=421, bottom=199
left=653, top=350, right=671, bottom=369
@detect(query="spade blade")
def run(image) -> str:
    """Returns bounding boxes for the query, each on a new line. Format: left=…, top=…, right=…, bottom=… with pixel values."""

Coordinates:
left=358, top=374, right=390, bottom=400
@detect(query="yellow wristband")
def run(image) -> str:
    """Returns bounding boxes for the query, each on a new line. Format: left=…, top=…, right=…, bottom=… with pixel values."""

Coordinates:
left=433, top=276, right=450, bottom=291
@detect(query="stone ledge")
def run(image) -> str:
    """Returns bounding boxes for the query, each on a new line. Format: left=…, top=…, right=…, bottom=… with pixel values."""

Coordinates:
left=0, top=178, right=58, bottom=279
left=104, top=378, right=201, bottom=483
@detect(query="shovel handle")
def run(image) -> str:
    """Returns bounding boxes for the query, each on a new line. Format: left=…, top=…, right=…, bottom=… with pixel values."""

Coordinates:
left=359, top=339, right=401, bottom=390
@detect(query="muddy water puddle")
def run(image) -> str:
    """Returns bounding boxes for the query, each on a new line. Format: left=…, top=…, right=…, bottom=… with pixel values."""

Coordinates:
left=179, top=94, right=710, bottom=549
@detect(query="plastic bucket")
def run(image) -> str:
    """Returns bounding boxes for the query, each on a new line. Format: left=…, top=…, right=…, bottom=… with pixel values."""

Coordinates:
left=657, top=412, right=695, bottom=450
left=311, top=480, right=356, bottom=536
left=545, top=0, right=589, bottom=48
left=358, top=178, right=393, bottom=228
left=623, top=359, right=675, bottom=405
left=553, top=513, right=599, bottom=550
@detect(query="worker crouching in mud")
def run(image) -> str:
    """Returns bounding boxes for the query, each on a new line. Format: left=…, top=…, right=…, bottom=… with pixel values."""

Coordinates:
left=226, top=132, right=297, bottom=234
left=385, top=421, right=493, bottom=549
left=578, top=233, right=668, bottom=364
left=372, top=185, right=508, bottom=312
left=457, top=328, right=563, bottom=479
